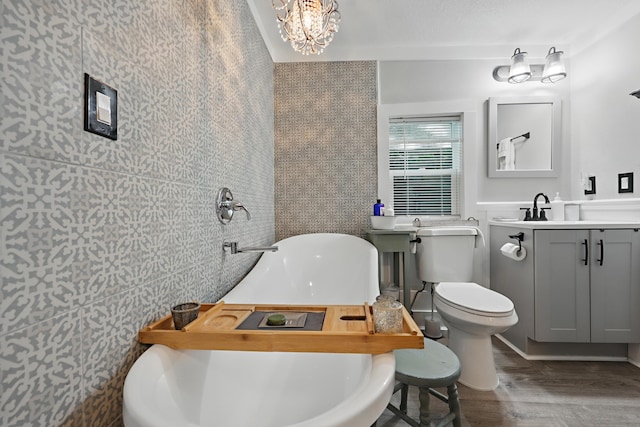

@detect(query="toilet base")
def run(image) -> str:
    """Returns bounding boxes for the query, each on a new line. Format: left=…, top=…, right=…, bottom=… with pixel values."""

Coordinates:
left=446, top=325, right=500, bottom=391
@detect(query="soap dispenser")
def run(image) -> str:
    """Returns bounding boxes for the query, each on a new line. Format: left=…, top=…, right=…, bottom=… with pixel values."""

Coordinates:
left=550, top=192, right=565, bottom=221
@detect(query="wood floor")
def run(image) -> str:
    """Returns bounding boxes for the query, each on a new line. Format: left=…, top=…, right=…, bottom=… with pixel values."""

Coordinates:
left=375, top=337, right=640, bottom=427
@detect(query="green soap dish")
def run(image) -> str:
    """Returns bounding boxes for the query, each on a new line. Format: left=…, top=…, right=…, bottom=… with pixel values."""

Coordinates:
left=258, top=312, right=308, bottom=328
left=266, top=313, right=286, bottom=326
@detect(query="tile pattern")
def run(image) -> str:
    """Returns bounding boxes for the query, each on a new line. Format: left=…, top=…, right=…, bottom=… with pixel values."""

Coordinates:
left=274, top=61, right=378, bottom=240
left=1, top=0, right=274, bottom=426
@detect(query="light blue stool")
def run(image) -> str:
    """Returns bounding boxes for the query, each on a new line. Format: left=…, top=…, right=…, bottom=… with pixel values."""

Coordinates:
left=386, top=338, right=462, bottom=427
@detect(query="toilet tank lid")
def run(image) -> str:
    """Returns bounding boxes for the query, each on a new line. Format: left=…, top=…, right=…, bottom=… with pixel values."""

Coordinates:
left=417, top=227, right=478, bottom=237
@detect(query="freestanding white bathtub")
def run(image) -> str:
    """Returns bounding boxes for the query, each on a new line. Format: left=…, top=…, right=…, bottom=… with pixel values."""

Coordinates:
left=123, top=233, right=395, bottom=427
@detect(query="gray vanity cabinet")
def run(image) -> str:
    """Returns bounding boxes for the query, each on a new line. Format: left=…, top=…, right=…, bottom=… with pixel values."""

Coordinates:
left=589, top=229, right=640, bottom=343
left=534, top=229, right=640, bottom=343
left=533, top=229, right=590, bottom=342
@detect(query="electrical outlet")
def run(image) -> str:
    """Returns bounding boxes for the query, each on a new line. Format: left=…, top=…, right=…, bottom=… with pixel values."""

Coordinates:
left=584, top=176, right=596, bottom=195
left=84, top=74, right=117, bottom=140
left=618, top=172, right=634, bottom=193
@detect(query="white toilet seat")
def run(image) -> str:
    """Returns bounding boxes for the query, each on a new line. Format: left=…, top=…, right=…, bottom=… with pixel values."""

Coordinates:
left=435, top=282, right=514, bottom=317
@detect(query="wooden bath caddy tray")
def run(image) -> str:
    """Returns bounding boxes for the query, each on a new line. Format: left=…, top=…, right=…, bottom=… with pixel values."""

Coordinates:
left=139, top=302, right=424, bottom=354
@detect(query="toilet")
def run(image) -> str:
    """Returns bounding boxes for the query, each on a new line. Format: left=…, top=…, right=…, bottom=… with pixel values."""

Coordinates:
left=416, top=227, right=518, bottom=391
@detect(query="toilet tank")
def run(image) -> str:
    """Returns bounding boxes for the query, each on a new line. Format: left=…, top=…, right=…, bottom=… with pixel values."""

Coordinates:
left=416, top=227, right=478, bottom=283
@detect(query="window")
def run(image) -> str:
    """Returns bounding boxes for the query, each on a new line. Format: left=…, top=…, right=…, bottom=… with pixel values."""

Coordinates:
left=388, top=116, right=462, bottom=217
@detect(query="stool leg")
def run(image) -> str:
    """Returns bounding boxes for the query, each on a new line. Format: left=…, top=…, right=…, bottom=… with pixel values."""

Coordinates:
left=400, top=383, right=409, bottom=412
left=418, top=387, right=431, bottom=427
left=447, top=384, right=462, bottom=427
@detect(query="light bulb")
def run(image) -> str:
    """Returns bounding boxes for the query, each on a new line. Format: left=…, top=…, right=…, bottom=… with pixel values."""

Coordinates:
left=542, top=47, right=567, bottom=83
left=508, top=48, right=531, bottom=84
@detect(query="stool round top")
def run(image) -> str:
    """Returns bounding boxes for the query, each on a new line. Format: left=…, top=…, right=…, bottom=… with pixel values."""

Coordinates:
left=393, top=338, right=461, bottom=388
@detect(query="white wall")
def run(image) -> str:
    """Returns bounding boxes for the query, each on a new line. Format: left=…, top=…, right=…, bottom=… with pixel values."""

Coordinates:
left=378, top=15, right=640, bottom=349
left=570, top=12, right=640, bottom=365
left=571, top=13, right=640, bottom=200
left=378, top=59, right=572, bottom=285
left=379, top=58, right=572, bottom=205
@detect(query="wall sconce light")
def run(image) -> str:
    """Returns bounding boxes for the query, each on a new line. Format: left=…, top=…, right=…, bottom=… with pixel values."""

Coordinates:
left=631, top=90, right=640, bottom=99
left=541, top=47, right=566, bottom=83
left=493, top=47, right=567, bottom=84
left=508, top=48, right=531, bottom=83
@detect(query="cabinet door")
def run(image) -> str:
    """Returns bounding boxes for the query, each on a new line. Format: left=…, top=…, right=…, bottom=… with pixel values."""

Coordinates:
left=590, top=229, right=640, bottom=343
left=534, top=230, right=591, bottom=342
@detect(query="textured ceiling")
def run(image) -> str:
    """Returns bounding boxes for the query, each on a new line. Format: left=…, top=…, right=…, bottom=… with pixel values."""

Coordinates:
left=248, top=0, right=640, bottom=62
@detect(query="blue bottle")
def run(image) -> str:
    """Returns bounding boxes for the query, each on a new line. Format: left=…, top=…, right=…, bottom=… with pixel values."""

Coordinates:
left=373, top=199, right=385, bottom=216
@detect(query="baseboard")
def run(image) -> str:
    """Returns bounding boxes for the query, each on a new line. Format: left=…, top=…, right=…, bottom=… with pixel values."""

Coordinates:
left=628, top=343, right=640, bottom=368
left=495, top=334, right=629, bottom=363
left=495, top=334, right=531, bottom=360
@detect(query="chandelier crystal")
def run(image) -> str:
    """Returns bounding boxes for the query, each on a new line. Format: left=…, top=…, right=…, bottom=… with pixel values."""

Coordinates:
left=272, top=0, right=340, bottom=55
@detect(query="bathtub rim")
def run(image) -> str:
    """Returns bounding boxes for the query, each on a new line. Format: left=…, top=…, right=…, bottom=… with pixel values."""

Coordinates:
left=123, top=232, right=394, bottom=427
left=123, top=345, right=395, bottom=427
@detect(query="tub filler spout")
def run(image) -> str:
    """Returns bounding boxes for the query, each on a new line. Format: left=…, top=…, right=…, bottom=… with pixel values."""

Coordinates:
left=223, top=241, right=278, bottom=254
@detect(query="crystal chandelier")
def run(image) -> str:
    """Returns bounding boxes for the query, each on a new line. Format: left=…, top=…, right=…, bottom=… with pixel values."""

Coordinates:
left=272, top=0, right=340, bottom=55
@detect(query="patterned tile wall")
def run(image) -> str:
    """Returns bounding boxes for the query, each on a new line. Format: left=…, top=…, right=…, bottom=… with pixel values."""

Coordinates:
left=274, top=61, right=378, bottom=240
left=1, top=1, right=274, bottom=426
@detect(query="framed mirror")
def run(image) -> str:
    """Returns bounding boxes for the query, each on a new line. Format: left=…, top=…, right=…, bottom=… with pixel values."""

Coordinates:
left=488, top=96, right=561, bottom=178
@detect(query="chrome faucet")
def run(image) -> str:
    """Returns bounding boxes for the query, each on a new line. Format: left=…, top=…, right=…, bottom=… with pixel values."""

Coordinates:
left=223, top=241, right=278, bottom=254
left=229, top=201, right=251, bottom=220
left=216, top=187, right=251, bottom=224
left=532, top=192, right=550, bottom=221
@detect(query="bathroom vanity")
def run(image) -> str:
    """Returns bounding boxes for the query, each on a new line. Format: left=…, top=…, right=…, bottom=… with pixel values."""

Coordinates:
left=490, top=220, right=640, bottom=359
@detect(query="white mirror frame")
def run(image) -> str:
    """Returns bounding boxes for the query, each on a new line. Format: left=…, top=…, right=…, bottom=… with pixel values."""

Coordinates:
left=488, top=96, right=561, bottom=178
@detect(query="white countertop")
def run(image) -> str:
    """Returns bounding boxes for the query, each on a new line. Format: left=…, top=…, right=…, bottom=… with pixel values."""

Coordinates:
left=369, top=219, right=480, bottom=234
left=488, top=220, right=640, bottom=229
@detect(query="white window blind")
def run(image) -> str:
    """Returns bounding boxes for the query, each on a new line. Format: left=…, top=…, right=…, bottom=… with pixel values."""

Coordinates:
left=388, top=116, right=462, bottom=217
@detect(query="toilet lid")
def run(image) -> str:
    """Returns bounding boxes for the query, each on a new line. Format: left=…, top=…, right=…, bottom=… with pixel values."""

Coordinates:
left=435, top=282, right=514, bottom=317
